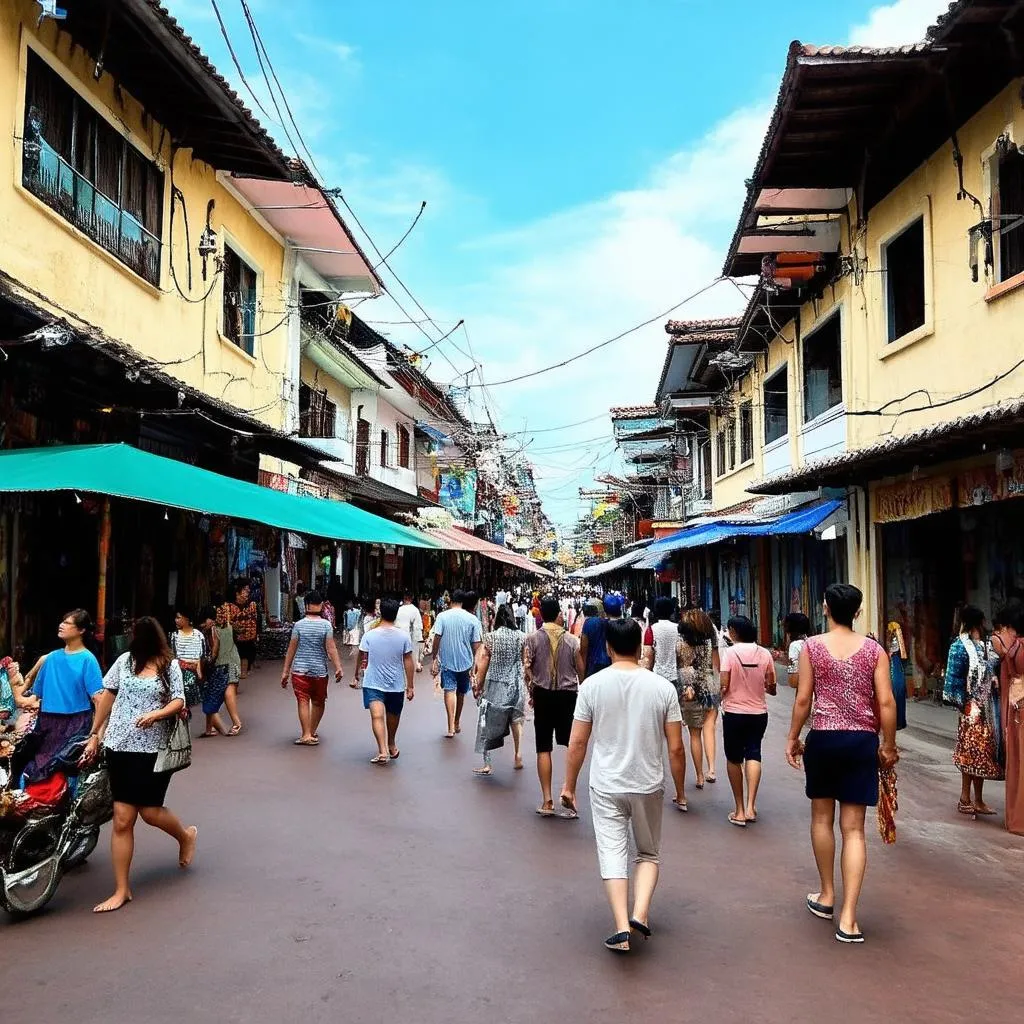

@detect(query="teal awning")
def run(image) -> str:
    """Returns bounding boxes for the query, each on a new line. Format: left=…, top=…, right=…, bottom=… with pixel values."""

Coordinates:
left=0, top=444, right=437, bottom=548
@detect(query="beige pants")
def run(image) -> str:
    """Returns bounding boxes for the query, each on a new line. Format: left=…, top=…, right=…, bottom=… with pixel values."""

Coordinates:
left=590, top=789, right=664, bottom=879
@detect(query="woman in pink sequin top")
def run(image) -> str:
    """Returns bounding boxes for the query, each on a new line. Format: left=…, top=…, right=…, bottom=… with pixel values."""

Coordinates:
left=785, top=583, right=898, bottom=946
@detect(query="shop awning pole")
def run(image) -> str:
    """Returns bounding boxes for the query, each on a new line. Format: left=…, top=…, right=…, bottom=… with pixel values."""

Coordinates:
left=95, top=497, right=112, bottom=655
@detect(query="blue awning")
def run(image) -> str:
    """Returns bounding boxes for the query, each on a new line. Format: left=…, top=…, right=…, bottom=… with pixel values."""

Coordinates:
left=638, top=499, right=844, bottom=568
left=416, top=422, right=450, bottom=446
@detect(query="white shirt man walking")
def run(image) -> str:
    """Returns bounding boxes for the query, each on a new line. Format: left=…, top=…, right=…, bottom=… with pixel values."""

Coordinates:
left=560, top=617, right=685, bottom=954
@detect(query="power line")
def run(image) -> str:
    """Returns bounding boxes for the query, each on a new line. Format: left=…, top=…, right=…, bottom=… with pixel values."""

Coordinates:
left=373, top=201, right=427, bottom=270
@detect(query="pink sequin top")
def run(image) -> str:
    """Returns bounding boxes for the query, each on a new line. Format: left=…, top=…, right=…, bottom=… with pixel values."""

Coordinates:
left=806, top=636, right=882, bottom=732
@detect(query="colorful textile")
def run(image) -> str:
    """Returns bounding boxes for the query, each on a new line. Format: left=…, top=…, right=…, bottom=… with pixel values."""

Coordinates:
left=878, top=766, right=898, bottom=844
left=946, top=635, right=1004, bottom=780
left=229, top=601, right=259, bottom=643
left=201, top=665, right=230, bottom=715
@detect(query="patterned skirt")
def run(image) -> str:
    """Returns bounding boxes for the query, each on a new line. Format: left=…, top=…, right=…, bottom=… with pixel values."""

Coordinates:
left=954, top=702, right=1004, bottom=781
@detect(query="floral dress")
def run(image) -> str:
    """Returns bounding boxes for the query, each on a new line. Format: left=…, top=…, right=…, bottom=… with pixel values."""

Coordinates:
left=945, top=635, right=1004, bottom=781
left=679, top=639, right=718, bottom=729
left=475, top=628, right=526, bottom=758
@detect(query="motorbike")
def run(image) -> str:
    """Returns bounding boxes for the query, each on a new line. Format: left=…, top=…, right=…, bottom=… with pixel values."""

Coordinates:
left=0, top=736, right=113, bottom=916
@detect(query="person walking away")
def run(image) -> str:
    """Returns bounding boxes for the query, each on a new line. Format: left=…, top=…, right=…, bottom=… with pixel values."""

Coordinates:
left=294, top=580, right=307, bottom=621
left=496, top=585, right=510, bottom=610
left=524, top=597, right=583, bottom=813
left=196, top=607, right=229, bottom=737
left=213, top=600, right=244, bottom=735
left=396, top=591, right=425, bottom=672
left=943, top=604, right=1003, bottom=816
left=783, top=613, right=811, bottom=689
left=170, top=607, right=205, bottom=712
left=472, top=604, right=526, bottom=775
left=280, top=591, right=344, bottom=746
left=20, top=610, right=104, bottom=783
left=514, top=598, right=528, bottom=633
left=354, top=598, right=415, bottom=764
left=720, top=616, right=776, bottom=826
left=678, top=609, right=721, bottom=790
left=580, top=599, right=611, bottom=679
left=992, top=604, right=1024, bottom=834
left=81, top=616, right=197, bottom=913
left=786, top=583, right=898, bottom=944
left=226, top=581, right=259, bottom=680
left=560, top=618, right=685, bottom=953
left=885, top=619, right=909, bottom=730
left=429, top=590, right=483, bottom=738
left=342, top=601, right=361, bottom=680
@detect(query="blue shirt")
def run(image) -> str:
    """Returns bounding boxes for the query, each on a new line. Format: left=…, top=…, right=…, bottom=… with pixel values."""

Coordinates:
left=582, top=617, right=611, bottom=677
left=360, top=625, right=413, bottom=692
left=430, top=608, right=483, bottom=672
left=33, top=648, right=103, bottom=714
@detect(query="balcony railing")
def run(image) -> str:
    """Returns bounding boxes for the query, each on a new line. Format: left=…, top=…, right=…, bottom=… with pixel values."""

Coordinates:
left=25, top=142, right=161, bottom=286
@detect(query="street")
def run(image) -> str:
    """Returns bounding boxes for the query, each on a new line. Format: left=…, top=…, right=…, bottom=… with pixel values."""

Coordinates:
left=3, top=665, right=1022, bottom=1024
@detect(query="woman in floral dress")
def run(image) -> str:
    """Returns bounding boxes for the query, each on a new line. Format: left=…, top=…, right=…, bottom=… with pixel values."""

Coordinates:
left=471, top=603, right=526, bottom=776
left=944, top=604, right=1003, bottom=817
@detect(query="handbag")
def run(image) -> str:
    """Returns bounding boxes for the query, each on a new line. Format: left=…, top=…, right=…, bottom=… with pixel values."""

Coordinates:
left=154, top=713, right=192, bottom=774
left=1009, top=677, right=1024, bottom=709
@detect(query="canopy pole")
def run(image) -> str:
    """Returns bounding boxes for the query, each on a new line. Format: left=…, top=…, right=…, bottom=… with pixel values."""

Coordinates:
left=95, top=498, right=112, bottom=659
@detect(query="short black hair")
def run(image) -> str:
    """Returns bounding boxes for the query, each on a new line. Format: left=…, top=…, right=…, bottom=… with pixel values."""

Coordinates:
left=379, top=598, right=400, bottom=623
left=605, top=616, right=642, bottom=656
left=462, top=591, right=480, bottom=613
left=994, top=602, right=1024, bottom=632
left=783, top=612, right=811, bottom=640
left=583, top=602, right=600, bottom=618
left=305, top=590, right=323, bottom=607
left=958, top=603, right=986, bottom=634
left=451, top=589, right=466, bottom=605
left=824, top=583, right=863, bottom=629
left=403, top=590, right=414, bottom=601
left=198, top=605, right=217, bottom=624
left=540, top=596, right=561, bottom=623
left=727, top=616, right=758, bottom=644
left=654, top=596, right=674, bottom=622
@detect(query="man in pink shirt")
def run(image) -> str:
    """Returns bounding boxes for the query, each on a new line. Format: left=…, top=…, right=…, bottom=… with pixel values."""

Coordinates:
left=719, top=616, right=776, bottom=827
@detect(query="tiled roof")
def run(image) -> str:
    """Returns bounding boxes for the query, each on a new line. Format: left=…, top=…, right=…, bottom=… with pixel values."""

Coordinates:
left=800, top=43, right=931, bottom=58
left=665, top=317, right=743, bottom=335
left=610, top=405, right=661, bottom=418
left=748, top=397, right=1024, bottom=495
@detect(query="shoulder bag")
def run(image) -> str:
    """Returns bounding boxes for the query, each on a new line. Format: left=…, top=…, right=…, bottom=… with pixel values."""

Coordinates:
left=154, top=669, right=192, bottom=774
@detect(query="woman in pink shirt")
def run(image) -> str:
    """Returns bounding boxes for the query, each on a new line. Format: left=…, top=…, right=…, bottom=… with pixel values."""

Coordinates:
left=719, top=616, right=776, bottom=828
left=785, top=583, right=898, bottom=945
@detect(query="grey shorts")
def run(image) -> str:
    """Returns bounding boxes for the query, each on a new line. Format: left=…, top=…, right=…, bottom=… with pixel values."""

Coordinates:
left=590, top=789, right=665, bottom=880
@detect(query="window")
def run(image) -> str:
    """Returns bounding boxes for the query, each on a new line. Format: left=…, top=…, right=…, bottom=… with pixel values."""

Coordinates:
left=739, top=403, right=753, bottom=464
left=22, top=50, right=163, bottom=285
left=298, top=383, right=336, bottom=438
left=802, top=314, right=843, bottom=423
left=763, top=365, right=789, bottom=445
left=884, top=218, right=925, bottom=341
left=222, top=244, right=258, bottom=355
left=397, top=424, right=411, bottom=469
left=995, top=146, right=1024, bottom=282
left=356, top=418, right=370, bottom=475
left=380, top=429, right=390, bottom=467
left=715, top=428, right=727, bottom=477
left=700, top=439, right=712, bottom=497
left=727, top=418, right=736, bottom=471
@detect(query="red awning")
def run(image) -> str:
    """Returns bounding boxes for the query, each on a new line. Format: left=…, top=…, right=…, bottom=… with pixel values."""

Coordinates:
left=425, top=527, right=553, bottom=577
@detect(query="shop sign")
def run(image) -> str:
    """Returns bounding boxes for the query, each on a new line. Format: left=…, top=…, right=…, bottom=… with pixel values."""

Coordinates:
left=258, top=470, right=290, bottom=493
left=958, top=454, right=1024, bottom=507
left=874, top=478, right=952, bottom=523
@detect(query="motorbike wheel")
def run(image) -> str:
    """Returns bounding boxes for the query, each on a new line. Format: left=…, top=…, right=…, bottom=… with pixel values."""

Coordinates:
left=64, top=827, right=100, bottom=870
left=0, top=854, right=63, bottom=916
left=6, top=816, right=61, bottom=873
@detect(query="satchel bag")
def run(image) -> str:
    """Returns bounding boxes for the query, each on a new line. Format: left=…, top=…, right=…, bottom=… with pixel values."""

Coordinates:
left=154, top=713, right=192, bottom=774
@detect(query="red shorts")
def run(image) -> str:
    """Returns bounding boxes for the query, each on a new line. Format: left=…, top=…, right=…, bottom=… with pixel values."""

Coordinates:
left=292, top=673, right=328, bottom=704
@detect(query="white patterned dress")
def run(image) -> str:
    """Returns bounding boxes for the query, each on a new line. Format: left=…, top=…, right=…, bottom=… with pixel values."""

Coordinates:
left=475, top=628, right=526, bottom=761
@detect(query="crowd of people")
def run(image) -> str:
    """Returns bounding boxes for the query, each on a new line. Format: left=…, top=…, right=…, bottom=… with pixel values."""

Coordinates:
left=3, top=575, right=1024, bottom=953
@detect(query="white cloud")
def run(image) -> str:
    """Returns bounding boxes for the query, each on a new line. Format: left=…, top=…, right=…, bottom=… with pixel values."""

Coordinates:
left=293, top=33, right=359, bottom=66
left=848, top=0, right=947, bottom=46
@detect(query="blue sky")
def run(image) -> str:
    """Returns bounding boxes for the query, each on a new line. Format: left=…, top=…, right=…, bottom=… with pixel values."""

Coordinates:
left=167, top=0, right=947, bottom=526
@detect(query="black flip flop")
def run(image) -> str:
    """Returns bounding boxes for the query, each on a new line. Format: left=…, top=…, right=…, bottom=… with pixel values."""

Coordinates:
left=835, top=928, right=865, bottom=944
left=629, top=919, right=652, bottom=939
left=604, top=931, right=630, bottom=953
left=806, top=894, right=834, bottom=920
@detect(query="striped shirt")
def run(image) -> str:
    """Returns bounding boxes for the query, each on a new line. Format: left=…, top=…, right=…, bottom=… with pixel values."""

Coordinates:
left=430, top=608, right=482, bottom=672
left=290, top=616, right=334, bottom=677
left=171, top=630, right=205, bottom=665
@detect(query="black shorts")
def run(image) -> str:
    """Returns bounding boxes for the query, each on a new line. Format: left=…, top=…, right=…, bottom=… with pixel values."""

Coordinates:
left=722, top=712, right=769, bottom=764
left=236, top=640, right=257, bottom=664
left=803, top=729, right=880, bottom=806
left=532, top=687, right=577, bottom=753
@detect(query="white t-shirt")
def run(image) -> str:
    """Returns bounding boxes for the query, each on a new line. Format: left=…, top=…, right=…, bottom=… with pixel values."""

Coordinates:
left=788, top=639, right=806, bottom=678
left=650, top=620, right=679, bottom=682
left=359, top=625, right=413, bottom=692
left=496, top=590, right=510, bottom=608
left=574, top=664, right=682, bottom=795
left=395, top=603, right=423, bottom=646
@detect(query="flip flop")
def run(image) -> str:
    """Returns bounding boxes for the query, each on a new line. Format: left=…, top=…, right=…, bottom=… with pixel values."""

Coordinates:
left=560, top=794, right=579, bottom=818
left=294, top=738, right=318, bottom=746
left=388, top=749, right=400, bottom=760
left=535, top=805, right=556, bottom=817
left=835, top=928, right=865, bottom=944
left=369, top=754, right=389, bottom=765
left=728, top=813, right=747, bottom=828
left=673, top=799, right=688, bottom=813
left=604, top=932, right=630, bottom=953
left=706, top=774, right=717, bottom=784
left=806, top=894, right=834, bottom=920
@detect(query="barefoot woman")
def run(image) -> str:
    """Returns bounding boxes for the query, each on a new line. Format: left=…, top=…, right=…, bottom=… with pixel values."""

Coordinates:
left=82, top=617, right=197, bottom=913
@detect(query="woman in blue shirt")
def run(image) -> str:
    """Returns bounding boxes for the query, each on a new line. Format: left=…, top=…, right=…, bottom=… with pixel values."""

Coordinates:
left=21, top=609, right=104, bottom=782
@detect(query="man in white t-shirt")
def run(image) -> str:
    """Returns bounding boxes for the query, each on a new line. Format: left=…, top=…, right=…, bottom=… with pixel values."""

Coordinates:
left=560, top=617, right=684, bottom=954
left=495, top=587, right=510, bottom=609
left=395, top=591, right=425, bottom=672
left=355, top=598, right=415, bottom=764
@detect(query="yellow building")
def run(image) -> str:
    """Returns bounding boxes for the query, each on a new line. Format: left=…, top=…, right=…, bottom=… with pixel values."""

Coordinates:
left=706, top=7, right=1024, bottom=677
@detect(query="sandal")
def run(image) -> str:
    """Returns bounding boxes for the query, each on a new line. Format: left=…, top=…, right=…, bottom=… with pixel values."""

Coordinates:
left=535, top=805, right=556, bottom=817
left=673, top=798, right=688, bottom=813
left=294, top=738, right=318, bottom=746
left=369, top=754, right=389, bottom=765
left=228, top=723, right=243, bottom=736
left=629, top=919, right=652, bottom=939
left=806, top=893, right=834, bottom=920
left=957, top=800, right=977, bottom=817
left=706, top=773, right=717, bottom=784
left=728, top=813, right=747, bottom=828
left=604, top=932, right=630, bottom=953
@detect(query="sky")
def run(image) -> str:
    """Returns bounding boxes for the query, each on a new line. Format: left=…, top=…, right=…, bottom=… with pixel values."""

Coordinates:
left=165, top=0, right=949, bottom=528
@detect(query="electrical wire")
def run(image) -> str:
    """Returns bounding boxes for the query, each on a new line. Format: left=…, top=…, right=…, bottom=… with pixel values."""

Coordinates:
left=209, top=0, right=279, bottom=128
left=373, top=202, right=427, bottom=271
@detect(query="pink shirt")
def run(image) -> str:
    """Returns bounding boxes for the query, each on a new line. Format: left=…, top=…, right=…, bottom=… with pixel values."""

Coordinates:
left=721, top=643, right=773, bottom=714
left=806, top=636, right=881, bottom=732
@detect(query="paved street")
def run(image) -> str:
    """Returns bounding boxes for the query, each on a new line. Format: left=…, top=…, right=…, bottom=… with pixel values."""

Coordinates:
left=4, top=665, right=1023, bottom=1024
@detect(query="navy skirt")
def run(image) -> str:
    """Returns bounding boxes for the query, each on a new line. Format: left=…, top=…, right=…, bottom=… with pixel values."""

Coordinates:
left=803, top=730, right=880, bottom=806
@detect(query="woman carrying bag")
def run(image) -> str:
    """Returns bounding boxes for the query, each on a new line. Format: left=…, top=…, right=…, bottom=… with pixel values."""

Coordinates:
left=81, top=616, right=197, bottom=914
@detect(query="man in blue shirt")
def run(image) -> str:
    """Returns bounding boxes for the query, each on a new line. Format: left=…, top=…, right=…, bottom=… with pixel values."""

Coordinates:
left=428, top=589, right=483, bottom=738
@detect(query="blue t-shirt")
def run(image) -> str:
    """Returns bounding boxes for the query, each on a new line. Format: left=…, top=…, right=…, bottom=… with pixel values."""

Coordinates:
left=360, top=625, right=413, bottom=692
left=430, top=608, right=483, bottom=672
left=582, top=617, right=611, bottom=677
left=33, top=648, right=104, bottom=714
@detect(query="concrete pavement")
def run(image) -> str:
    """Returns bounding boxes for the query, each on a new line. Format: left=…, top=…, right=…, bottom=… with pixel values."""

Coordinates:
left=3, top=665, right=1023, bottom=1024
